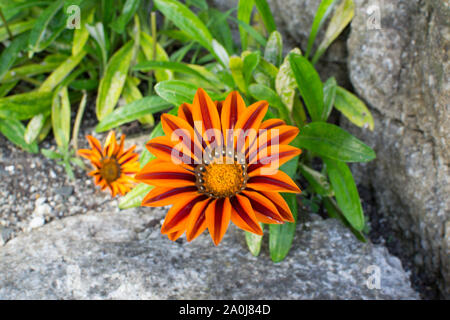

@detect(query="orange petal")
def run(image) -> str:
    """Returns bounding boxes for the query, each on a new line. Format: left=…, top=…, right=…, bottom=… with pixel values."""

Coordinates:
left=230, top=194, right=263, bottom=235
left=205, top=198, right=231, bottom=246
left=142, top=186, right=198, bottom=207
left=86, top=135, right=103, bottom=158
left=248, top=145, right=302, bottom=174
left=186, top=199, right=213, bottom=242
left=177, top=103, right=194, bottom=127
left=161, top=113, right=203, bottom=160
left=259, top=119, right=286, bottom=130
left=146, top=136, right=197, bottom=166
left=241, top=190, right=284, bottom=224
left=221, top=91, right=246, bottom=147
left=247, top=170, right=301, bottom=193
left=234, top=100, right=268, bottom=153
left=135, top=160, right=196, bottom=187
left=161, top=194, right=207, bottom=234
left=258, top=191, right=295, bottom=222
left=192, top=88, right=222, bottom=148
left=167, top=229, right=185, bottom=241
left=247, top=124, right=300, bottom=161
left=104, top=131, right=117, bottom=157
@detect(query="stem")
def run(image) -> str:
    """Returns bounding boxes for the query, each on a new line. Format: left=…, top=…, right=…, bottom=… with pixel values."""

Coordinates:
left=0, top=9, right=13, bottom=40
left=71, top=91, right=87, bottom=155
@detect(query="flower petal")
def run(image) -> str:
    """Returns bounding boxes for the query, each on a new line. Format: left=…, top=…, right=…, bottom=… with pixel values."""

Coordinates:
left=161, top=194, right=207, bottom=234
left=246, top=124, right=300, bottom=161
left=161, top=113, right=203, bottom=161
left=241, top=190, right=284, bottom=224
left=142, top=186, right=198, bottom=207
left=247, top=170, right=301, bottom=193
left=259, top=119, right=285, bottom=130
left=135, top=160, right=196, bottom=187
left=205, top=197, right=231, bottom=246
left=177, top=103, right=194, bottom=127
left=230, top=194, right=263, bottom=235
left=167, top=229, right=185, bottom=241
left=234, top=100, right=268, bottom=153
left=258, top=191, right=295, bottom=222
left=248, top=144, right=302, bottom=174
left=146, top=136, right=197, bottom=166
left=192, top=88, right=222, bottom=147
left=221, top=91, right=246, bottom=147
left=186, top=199, right=212, bottom=242
left=104, top=131, right=117, bottom=157
left=86, top=135, right=103, bottom=158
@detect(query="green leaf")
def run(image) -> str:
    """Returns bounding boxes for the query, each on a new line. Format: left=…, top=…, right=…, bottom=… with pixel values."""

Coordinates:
left=264, top=31, right=282, bottom=67
left=269, top=193, right=297, bottom=262
left=237, top=0, right=255, bottom=51
left=154, top=0, right=215, bottom=57
left=72, top=8, right=94, bottom=56
left=306, top=0, right=336, bottom=58
left=0, top=60, right=61, bottom=84
left=212, top=39, right=230, bottom=68
left=118, top=183, right=153, bottom=209
left=248, top=83, right=289, bottom=120
left=140, top=32, right=173, bottom=82
left=312, top=0, right=354, bottom=64
left=323, top=158, right=364, bottom=231
left=289, top=53, right=324, bottom=122
left=0, top=33, right=28, bottom=81
left=85, top=22, right=108, bottom=68
left=207, top=8, right=235, bottom=55
left=24, top=114, right=47, bottom=144
left=257, top=57, right=278, bottom=79
left=0, top=20, right=35, bottom=42
left=41, top=148, right=63, bottom=160
left=242, top=51, right=260, bottom=85
left=233, top=18, right=267, bottom=47
left=51, top=86, right=71, bottom=151
left=334, top=86, right=374, bottom=131
left=39, top=50, right=87, bottom=92
left=110, top=0, right=141, bottom=33
left=155, top=80, right=222, bottom=106
left=297, top=122, right=376, bottom=162
left=96, top=96, right=171, bottom=132
left=275, top=48, right=301, bottom=112
left=0, top=118, right=38, bottom=153
left=27, top=0, right=65, bottom=58
left=0, top=91, right=52, bottom=120
left=245, top=225, right=264, bottom=257
left=254, top=0, right=276, bottom=34
left=229, top=56, right=247, bottom=93
left=186, top=0, right=208, bottom=10
left=133, top=60, right=208, bottom=82
left=96, top=40, right=134, bottom=120
left=298, top=163, right=333, bottom=196
left=322, top=77, right=337, bottom=121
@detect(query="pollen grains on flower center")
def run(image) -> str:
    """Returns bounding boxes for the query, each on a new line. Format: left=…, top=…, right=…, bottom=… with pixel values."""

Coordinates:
left=100, top=157, right=121, bottom=183
left=196, top=156, right=247, bottom=198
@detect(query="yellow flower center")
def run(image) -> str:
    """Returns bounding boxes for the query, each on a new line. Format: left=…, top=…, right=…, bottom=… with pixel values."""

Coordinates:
left=196, top=153, right=247, bottom=198
left=100, top=157, right=121, bottom=183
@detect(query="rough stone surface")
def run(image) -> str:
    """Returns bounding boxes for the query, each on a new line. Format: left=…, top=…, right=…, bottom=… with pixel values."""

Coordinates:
left=0, top=208, right=419, bottom=300
left=209, top=0, right=350, bottom=87
left=345, top=0, right=450, bottom=298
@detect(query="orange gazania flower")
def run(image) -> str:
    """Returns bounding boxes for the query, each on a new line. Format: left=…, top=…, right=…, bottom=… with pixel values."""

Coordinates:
left=136, top=89, right=301, bottom=245
left=78, top=131, right=140, bottom=197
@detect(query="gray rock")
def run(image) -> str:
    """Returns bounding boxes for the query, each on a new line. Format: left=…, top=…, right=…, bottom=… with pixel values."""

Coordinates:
left=345, top=0, right=450, bottom=297
left=208, top=0, right=350, bottom=86
left=0, top=208, right=419, bottom=299
left=0, top=226, right=13, bottom=246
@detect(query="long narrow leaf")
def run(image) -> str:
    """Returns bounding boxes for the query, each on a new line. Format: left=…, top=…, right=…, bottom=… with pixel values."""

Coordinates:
left=324, top=158, right=365, bottom=231
left=334, top=86, right=374, bottom=131
left=237, top=0, right=255, bottom=51
left=96, top=96, right=171, bottom=132
left=0, top=118, right=38, bottom=153
left=254, top=0, right=276, bottom=34
left=306, top=0, right=336, bottom=58
left=297, top=122, right=376, bottom=162
left=0, top=91, right=52, bottom=120
left=96, top=40, right=134, bottom=120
